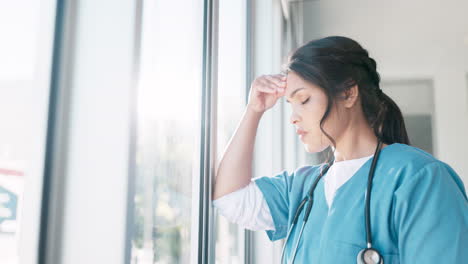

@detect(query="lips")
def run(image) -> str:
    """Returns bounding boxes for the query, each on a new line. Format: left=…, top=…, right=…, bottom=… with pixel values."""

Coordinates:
left=296, top=128, right=307, bottom=136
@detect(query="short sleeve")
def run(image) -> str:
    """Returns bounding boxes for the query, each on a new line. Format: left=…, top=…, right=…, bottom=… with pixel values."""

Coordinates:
left=393, top=161, right=468, bottom=263
left=212, top=181, right=275, bottom=231
left=253, top=169, right=296, bottom=241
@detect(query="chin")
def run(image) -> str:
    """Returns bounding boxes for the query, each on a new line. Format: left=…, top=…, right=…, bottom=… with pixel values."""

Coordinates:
left=303, top=142, right=329, bottom=154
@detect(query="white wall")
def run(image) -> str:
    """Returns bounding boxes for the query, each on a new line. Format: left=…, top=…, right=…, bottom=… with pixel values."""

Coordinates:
left=302, top=0, right=468, bottom=183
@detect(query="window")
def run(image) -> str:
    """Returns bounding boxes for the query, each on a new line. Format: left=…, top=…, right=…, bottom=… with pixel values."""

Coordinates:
left=129, top=0, right=204, bottom=263
left=0, top=1, right=56, bottom=264
left=215, top=0, right=248, bottom=263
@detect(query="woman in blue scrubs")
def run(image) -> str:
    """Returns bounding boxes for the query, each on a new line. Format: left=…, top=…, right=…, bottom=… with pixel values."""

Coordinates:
left=212, top=36, right=468, bottom=263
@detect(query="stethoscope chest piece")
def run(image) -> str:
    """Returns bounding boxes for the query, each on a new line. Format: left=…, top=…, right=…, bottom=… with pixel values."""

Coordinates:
left=357, top=248, right=383, bottom=264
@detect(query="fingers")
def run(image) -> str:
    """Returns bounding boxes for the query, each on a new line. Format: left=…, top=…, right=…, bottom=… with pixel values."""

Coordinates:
left=259, top=79, right=285, bottom=96
left=265, top=75, right=286, bottom=92
left=265, top=74, right=287, bottom=88
left=252, top=74, right=287, bottom=96
left=257, top=78, right=278, bottom=94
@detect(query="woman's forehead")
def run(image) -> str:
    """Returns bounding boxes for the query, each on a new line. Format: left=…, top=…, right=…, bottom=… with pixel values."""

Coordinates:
left=286, top=73, right=321, bottom=94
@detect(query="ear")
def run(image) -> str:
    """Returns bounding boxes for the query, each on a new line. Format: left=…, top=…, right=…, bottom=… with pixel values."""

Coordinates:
left=341, top=84, right=359, bottom=108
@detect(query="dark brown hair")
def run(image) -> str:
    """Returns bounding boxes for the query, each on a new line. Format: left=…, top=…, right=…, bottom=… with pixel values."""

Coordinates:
left=282, top=36, right=410, bottom=160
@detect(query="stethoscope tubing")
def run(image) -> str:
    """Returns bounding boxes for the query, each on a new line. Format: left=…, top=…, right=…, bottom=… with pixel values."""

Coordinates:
left=280, top=140, right=383, bottom=264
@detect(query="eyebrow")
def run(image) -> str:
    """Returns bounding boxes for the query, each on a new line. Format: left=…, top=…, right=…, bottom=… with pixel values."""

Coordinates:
left=285, top=88, right=306, bottom=103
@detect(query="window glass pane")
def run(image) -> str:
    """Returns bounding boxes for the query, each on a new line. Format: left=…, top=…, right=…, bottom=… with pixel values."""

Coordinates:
left=215, top=0, right=247, bottom=263
left=130, top=0, right=204, bottom=263
left=0, top=1, right=55, bottom=263
left=0, top=2, right=40, bottom=80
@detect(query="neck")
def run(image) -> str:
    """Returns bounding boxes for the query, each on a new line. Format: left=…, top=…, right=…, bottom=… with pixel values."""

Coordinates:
left=332, top=121, right=385, bottom=163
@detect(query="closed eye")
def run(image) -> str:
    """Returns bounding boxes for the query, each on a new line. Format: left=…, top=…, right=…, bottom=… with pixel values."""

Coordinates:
left=302, top=97, right=310, bottom=105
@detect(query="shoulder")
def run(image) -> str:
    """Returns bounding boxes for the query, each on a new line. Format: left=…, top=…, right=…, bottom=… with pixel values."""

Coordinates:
left=252, top=164, right=325, bottom=191
left=382, top=143, right=445, bottom=177
left=383, top=143, right=438, bottom=167
left=294, top=163, right=333, bottom=182
left=383, top=143, right=465, bottom=196
left=295, top=164, right=324, bottom=176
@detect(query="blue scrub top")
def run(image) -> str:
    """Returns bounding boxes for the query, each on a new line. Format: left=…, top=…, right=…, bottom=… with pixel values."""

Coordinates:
left=253, top=143, right=468, bottom=263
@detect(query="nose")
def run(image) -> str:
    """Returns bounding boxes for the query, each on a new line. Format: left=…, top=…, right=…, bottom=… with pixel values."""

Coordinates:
left=290, top=112, right=300, bottom=125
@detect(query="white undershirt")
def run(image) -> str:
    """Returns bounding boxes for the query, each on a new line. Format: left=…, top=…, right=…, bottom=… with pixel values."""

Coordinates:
left=322, top=154, right=374, bottom=208
left=212, top=154, right=374, bottom=231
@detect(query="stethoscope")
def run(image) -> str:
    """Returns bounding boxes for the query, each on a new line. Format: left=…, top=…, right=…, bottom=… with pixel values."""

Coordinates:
left=280, top=139, right=384, bottom=264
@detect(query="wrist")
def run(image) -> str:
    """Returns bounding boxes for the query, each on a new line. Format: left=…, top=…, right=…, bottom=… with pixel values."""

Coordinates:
left=246, top=105, right=265, bottom=117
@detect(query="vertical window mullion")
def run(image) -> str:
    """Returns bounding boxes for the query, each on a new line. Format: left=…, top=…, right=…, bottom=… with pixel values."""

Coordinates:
left=198, top=0, right=218, bottom=263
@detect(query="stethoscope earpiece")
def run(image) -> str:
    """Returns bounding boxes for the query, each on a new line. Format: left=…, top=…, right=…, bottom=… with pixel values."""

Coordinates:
left=357, top=248, right=384, bottom=264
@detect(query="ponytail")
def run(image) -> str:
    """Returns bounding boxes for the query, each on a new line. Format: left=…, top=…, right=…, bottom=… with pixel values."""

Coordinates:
left=374, top=92, right=410, bottom=145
